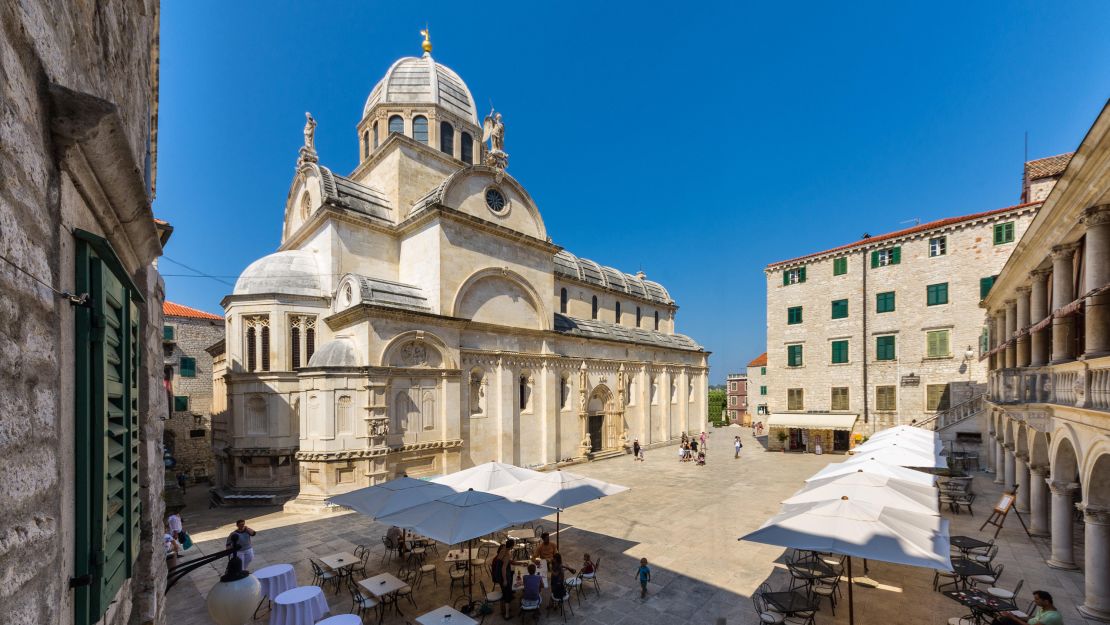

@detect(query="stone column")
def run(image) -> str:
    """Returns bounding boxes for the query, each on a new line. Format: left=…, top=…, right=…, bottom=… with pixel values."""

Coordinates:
left=1003, top=445, right=1016, bottom=492
left=1030, top=270, right=1051, bottom=367
left=1029, top=467, right=1050, bottom=536
left=989, top=312, right=1001, bottom=371
left=1082, top=206, right=1110, bottom=358
left=1050, top=243, right=1078, bottom=364
left=1016, top=287, right=1031, bottom=367
left=986, top=426, right=996, bottom=473
left=1004, top=300, right=1017, bottom=368
left=1079, top=506, right=1110, bottom=621
left=1014, top=453, right=1030, bottom=512
left=1046, top=481, right=1079, bottom=569
left=994, top=437, right=1005, bottom=485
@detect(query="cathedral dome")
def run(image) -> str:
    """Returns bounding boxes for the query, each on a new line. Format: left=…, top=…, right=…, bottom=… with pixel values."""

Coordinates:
left=233, top=250, right=324, bottom=297
left=307, top=337, right=361, bottom=367
left=363, top=54, right=478, bottom=124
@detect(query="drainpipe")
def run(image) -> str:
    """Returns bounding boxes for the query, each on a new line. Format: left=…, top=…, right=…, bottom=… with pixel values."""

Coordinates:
left=862, top=244, right=870, bottom=428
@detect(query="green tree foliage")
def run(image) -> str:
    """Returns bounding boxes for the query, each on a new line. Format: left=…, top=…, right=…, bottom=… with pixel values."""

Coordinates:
left=708, top=389, right=727, bottom=425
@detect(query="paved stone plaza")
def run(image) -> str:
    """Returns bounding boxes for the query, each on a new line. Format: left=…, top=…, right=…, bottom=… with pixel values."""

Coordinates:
left=167, top=428, right=1090, bottom=624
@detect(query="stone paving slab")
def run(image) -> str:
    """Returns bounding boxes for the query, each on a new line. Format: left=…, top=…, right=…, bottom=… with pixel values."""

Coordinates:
left=166, top=427, right=1089, bottom=625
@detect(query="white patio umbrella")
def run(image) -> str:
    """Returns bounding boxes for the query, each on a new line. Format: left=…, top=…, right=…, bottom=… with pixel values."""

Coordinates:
left=740, top=497, right=952, bottom=625
left=783, top=472, right=939, bottom=515
left=867, top=425, right=936, bottom=441
left=430, top=461, right=543, bottom=491
left=492, top=469, right=629, bottom=547
left=853, top=435, right=942, bottom=455
left=846, top=444, right=946, bottom=468
left=377, top=488, right=555, bottom=603
left=326, top=476, right=459, bottom=518
left=807, top=458, right=936, bottom=486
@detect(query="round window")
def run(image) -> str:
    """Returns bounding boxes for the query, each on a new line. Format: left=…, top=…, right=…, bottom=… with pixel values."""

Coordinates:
left=341, top=283, right=353, bottom=307
left=485, top=188, right=507, bottom=213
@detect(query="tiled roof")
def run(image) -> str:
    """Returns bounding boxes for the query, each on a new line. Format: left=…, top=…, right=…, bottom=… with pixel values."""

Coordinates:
left=748, top=352, right=767, bottom=367
left=553, top=250, right=673, bottom=305
left=1025, top=153, right=1073, bottom=180
left=553, top=314, right=702, bottom=351
left=164, top=301, right=222, bottom=320
left=766, top=201, right=1040, bottom=269
left=318, top=166, right=392, bottom=222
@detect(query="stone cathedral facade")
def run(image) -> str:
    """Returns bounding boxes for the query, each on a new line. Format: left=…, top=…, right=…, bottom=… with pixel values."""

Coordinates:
left=215, top=40, right=709, bottom=510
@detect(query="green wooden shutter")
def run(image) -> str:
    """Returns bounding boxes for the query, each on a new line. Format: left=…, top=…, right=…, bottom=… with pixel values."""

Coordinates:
left=783, top=271, right=790, bottom=286
left=798, top=267, right=806, bottom=283
left=871, top=251, right=879, bottom=268
left=980, top=276, right=996, bottom=299
left=891, top=246, right=901, bottom=265
left=180, top=356, right=196, bottom=377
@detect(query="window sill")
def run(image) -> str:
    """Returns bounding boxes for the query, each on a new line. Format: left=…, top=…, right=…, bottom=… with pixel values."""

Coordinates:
left=924, top=355, right=953, bottom=360
left=830, top=362, right=851, bottom=366
left=874, top=359, right=898, bottom=364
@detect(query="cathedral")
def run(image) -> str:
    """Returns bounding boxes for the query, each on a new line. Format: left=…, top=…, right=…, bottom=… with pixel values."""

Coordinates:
left=214, top=34, right=709, bottom=510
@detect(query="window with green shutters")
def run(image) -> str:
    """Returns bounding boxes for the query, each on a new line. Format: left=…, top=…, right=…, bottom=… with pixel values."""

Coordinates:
left=926, top=384, right=951, bottom=411
left=833, top=257, right=847, bottom=276
left=831, top=299, right=848, bottom=319
left=783, top=266, right=807, bottom=285
left=787, top=388, right=804, bottom=410
left=73, top=232, right=141, bottom=625
left=926, top=329, right=951, bottom=358
left=163, top=324, right=174, bottom=341
left=876, top=335, right=896, bottom=361
left=761, top=366, right=766, bottom=375
left=831, top=387, right=849, bottom=411
left=174, top=395, right=189, bottom=411
left=787, top=306, right=803, bottom=324
left=876, top=291, right=896, bottom=313
left=787, top=344, right=803, bottom=367
left=875, top=385, right=897, bottom=411
left=871, top=246, right=901, bottom=267
left=993, top=221, right=1015, bottom=245
left=831, top=340, right=849, bottom=364
left=927, top=282, right=949, bottom=306
left=760, top=385, right=767, bottom=396
left=980, top=275, right=997, bottom=300
left=179, top=356, right=196, bottom=378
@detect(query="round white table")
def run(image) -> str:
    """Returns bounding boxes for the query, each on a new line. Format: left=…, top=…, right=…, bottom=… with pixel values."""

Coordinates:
left=271, top=585, right=328, bottom=625
left=256, top=563, right=297, bottom=601
left=315, top=615, right=362, bottom=625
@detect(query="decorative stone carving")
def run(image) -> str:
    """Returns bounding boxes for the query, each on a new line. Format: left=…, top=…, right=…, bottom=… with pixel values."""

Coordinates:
left=1080, top=204, right=1110, bottom=228
left=299, top=112, right=318, bottom=165
left=401, top=342, right=428, bottom=366
left=579, top=431, right=591, bottom=457
left=482, top=108, right=508, bottom=178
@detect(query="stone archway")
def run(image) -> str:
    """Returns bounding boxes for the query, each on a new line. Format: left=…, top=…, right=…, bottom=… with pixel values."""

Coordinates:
left=585, top=385, right=617, bottom=454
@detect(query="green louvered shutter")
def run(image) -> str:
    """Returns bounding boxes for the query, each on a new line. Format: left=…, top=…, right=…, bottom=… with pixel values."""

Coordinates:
left=891, top=246, right=901, bottom=265
left=783, top=271, right=790, bottom=286
left=798, top=267, right=806, bottom=283
left=871, top=251, right=879, bottom=268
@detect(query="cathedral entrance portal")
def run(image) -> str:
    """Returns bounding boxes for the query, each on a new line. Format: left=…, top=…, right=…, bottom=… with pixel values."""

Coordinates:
left=588, top=415, right=604, bottom=453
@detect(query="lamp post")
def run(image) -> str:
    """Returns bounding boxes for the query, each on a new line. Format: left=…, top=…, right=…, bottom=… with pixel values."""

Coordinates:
left=205, top=547, right=261, bottom=625
left=963, top=346, right=975, bottom=383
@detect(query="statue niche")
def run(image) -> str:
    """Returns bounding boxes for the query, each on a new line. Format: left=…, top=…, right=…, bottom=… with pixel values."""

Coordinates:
left=387, top=339, right=443, bottom=369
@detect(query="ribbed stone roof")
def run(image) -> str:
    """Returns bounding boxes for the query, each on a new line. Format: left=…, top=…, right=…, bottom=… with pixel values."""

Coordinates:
left=234, top=250, right=325, bottom=297
left=553, top=314, right=701, bottom=350
left=363, top=54, right=478, bottom=124
left=554, top=250, right=673, bottom=305
left=318, top=166, right=392, bottom=222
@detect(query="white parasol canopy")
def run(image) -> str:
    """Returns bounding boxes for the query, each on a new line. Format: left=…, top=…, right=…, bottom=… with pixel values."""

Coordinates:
left=326, top=476, right=459, bottom=519
left=867, top=425, right=936, bottom=441
left=376, top=488, right=554, bottom=547
left=853, top=435, right=943, bottom=455
left=807, top=458, right=936, bottom=486
left=846, top=444, right=946, bottom=468
left=492, top=469, right=629, bottom=547
left=430, top=461, right=543, bottom=492
left=783, top=472, right=939, bottom=515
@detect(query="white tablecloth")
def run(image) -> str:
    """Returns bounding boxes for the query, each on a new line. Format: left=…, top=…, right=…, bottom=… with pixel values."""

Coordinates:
left=416, top=605, right=479, bottom=625
left=271, top=585, right=328, bottom=625
left=315, top=615, right=362, bottom=625
left=255, top=563, right=297, bottom=601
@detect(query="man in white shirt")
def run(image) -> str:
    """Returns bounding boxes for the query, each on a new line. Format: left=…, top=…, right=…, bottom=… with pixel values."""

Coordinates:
left=167, top=512, right=183, bottom=541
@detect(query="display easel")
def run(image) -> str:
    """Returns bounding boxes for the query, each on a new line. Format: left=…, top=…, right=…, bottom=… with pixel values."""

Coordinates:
left=979, top=488, right=1031, bottom=538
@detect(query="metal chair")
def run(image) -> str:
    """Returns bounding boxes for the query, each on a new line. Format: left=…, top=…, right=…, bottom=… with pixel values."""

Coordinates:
left=381, top=535, right=402, bottom=564
left=471, top=544, right=490, bottom=580
left=581, top=557, right=601, bottom=596
left=549, top=577, right=574, bottom=622
left=969, top=563, right=1003, bottom=588
left=753, top=591, right=786, bottom=625
left=973, top=545, right=998, bottom=565
left=988, top=578, right=1023, bottom=602
left=395, top=567, right=420, bottom=609
left=955, top=493, right=976, bottom=516
left=310, top=559, right=340, bottom=593
left=448, top=561, right=468, bottom=589
left=563, top=573, right=584, bottom=605
left=346, top=575, right=379, bottom=621
left=812, top=573, right=841, bottom=615
left=933, top=568, right=961, bottom=592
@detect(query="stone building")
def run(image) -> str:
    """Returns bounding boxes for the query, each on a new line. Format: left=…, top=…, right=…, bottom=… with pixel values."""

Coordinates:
left=726, top=372, right=748, bottom=424
left=746, top=353, right=769, bottom=420
left=163, top=301, right=224, bottom=484
left=213, top=37, right=709, bottom=510
left=980, top=102, right=1110, bottom=622
left=0, top=2, right=167, bottom=625
left=763, top=191, right=1041, bottom=452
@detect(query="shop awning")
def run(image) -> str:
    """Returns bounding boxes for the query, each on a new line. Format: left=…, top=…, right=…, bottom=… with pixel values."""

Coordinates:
left=767, top=413, right=858, bottom=431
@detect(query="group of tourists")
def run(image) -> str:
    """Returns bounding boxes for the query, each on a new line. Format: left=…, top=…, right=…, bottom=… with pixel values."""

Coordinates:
left=490, top=532, right=598, bottom=618
left=678, top=432, right=707, bottom=464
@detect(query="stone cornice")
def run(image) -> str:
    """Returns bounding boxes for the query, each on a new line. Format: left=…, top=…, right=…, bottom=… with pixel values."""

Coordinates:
left=397, top=203, right=561, bottom=254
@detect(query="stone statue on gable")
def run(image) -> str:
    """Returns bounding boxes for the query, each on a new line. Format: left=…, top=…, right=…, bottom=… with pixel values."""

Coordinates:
left=298, top=112, right=318, bottom=165
left=482, top=108, right=508, bottom=177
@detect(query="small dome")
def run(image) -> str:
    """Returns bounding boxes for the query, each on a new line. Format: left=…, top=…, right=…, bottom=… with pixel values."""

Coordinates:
left=364, top=54, right=478, bottom=124
left=307, top=338, right=361, bottom=367
left=233, top=250, right=324, bottom=297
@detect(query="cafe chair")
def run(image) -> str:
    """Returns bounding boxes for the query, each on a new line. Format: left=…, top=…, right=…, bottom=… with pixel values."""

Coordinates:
left=1009, top=598, right=1035, bottom=620
left=988, top=578, right=1023, bottom=602
left=564, top=573, right=584, bottom=605
left=753, top=592, right=786, bottom=625
left=955, top=493, right=976, bottom=516
left=973, top=545, right=998, bottom=565
left=346, top=575, right=380, bottom=621
left=550, top=585, right=574, bottom=622
left=471, top=544, right=491, bottom=579
left=966, top=539, right=994, bottom=557
left=947, top=617, right=976, bottom=625
left=395, top=567, right=420, bottom=609
left=449, top=561, right=468, bottom=589
left=933, top=568, right=961, bottom=592
left=969, top=563, right=1003, bottom=589
left=519, top=596, right=542, bottom=624
left=481, top=580, right=502, bottom=604
left=582, top=557, right=601, bottom=596
left=381, top=535, right=402, bottom=564
left=812, top=574, right=841, bottom=615
left=310, top=558, right=340, bottom=593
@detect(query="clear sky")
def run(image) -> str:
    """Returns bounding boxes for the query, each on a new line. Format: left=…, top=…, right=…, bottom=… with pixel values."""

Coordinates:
left=156, top=1, right=1110, bottom=384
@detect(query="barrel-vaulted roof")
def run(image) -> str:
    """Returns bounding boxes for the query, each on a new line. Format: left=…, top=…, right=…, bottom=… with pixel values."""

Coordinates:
left=554, top=250, right=673, bottom=305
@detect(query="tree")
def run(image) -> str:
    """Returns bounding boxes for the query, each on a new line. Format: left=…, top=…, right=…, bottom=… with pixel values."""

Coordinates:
left=707, top=389, right=727, bottom=425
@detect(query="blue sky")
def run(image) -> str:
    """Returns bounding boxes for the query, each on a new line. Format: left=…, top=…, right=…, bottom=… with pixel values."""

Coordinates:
left=156, top=1, right=1110, bottom=384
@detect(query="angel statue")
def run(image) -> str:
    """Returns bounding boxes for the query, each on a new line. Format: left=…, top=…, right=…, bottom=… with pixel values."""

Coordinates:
left=482, top=109, right=505, bottom=152
left=303, top=112, right=317, bottom=151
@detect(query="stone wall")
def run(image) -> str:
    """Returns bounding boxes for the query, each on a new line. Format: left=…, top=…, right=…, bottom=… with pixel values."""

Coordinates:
left=165, top=316, right=224, bottom=483
left=0, top=2, right=162, bottom=624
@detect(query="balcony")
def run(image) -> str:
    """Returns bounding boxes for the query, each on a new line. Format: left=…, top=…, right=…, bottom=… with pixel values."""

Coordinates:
left=987, top=355, right=1110, bottom=412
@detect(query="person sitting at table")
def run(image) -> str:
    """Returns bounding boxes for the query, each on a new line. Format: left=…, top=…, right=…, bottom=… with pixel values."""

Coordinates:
left=493, top=539, right=517, bottom=619
left=386, top=525, right=407, bottom=554
left=994, top=590, right=1062, bottom=625
left=534, top=532, right=558, bottom=563
left=580, top=553, right=595, bottom=575
left=548, top=553, right=573, bottom=610
left=521, top=563, right=545, bottom=610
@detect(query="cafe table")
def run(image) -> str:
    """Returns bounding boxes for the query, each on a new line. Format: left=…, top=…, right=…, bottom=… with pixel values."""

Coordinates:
left=270, top=585, right=328, bottom=625
left=943, top=588, right=1017, bottom=624
left=950, top=536, right=992, bottom=555
left=319, top=552, right=359, bottom=572
left=445, top=548, right=480, bottom=564
left=314, top=615, right=362, bottom=625
left=416, top=605, right=479, bottom=625
left=951, top=558, right=994, bottom=589
left=512, top=560, right=550, bottom=591
left=762, top=590, right=819, bottom=616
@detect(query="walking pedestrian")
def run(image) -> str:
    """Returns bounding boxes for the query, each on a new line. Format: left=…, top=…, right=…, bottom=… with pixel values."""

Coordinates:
left=699, top=431, right=707, bottom=450
left=226, top=519, right=256, bottom=569
left=734, top=436, right=743, bottom=459
left=167, top=511, right=183, bottom=541
left=635, top=557, right=652, bottom=598
left=632, top=439, right=641, bottom=461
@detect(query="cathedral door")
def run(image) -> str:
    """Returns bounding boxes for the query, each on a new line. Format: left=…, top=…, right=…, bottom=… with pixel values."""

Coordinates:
left=588, top=415, right=604, bottom=453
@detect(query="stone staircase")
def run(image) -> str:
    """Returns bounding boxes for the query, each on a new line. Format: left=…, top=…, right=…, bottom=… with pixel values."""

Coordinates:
left=913, top=392, right=986, bottom=432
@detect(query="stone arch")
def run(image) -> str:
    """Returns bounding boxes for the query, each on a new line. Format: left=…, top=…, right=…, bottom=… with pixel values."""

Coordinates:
left=281, top=163, right=326, bottom=243
left=468, top=366, right=486, bottom=415
left=1084, top=450, right=1110, bottom=508
left=437, top=167, right=548, bottom=240
left=451, top=268, right=548, bottom=331
left=1030, top=429, right=1051, bottom=468
left=587, top=384, right=613, bottom=414
left=1052, top=434, right=1081, bottom=483
left=1016, top=423, right=1030, bottom=457
left=380, top=330, right=454, bottom=369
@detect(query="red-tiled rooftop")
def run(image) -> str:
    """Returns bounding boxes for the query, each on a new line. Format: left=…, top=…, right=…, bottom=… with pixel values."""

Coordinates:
left=164, top=300, right=222, bottom=321
left=766, top=201, right=1040, bottom=269
left=748, top=352, right=767, bottom=367
left=1025, top=153, right=1073, bottom=180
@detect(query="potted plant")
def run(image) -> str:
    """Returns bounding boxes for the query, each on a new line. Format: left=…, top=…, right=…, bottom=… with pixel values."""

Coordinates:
left=776, top=430, right=788, bottom=452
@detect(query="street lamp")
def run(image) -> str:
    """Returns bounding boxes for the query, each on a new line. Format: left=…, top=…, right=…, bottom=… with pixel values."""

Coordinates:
left=963, top=346, right=975, bottom=382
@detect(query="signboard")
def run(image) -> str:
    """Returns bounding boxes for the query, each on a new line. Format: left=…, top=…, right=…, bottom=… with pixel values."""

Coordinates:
left=995, top=493, right=1015, bottom=514
left=901, top=374, right=920, bottom=387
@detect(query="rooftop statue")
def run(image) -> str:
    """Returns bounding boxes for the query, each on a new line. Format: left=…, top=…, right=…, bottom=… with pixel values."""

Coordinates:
left=298, top=112, right=318, bottom=165
left=482, top=108, right=508, bottom=177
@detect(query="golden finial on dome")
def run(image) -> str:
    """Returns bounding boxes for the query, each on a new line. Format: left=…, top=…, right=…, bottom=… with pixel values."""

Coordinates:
left=420, top=26, right=432, bottom=54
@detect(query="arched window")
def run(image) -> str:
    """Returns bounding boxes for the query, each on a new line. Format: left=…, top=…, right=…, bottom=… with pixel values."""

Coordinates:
left=260, top=326, right=270, bottom=371
left=440, top=121, right=454, bottom=155
left=362, top=130, right=369, bottom=158
left=560, top=288, right=568, bottom=314
left=654, top=311, right=660, bottom=331
left=559, top=376, right=569, bottom=409
left=636, top=306, right=642, bottom=327
left=247, top=396, right=267, bottom=435
left=413, top=116, right=428, bottom=143
left=336, top=395, right=353, bottom=434
left=290, top=325, right=301, bottom=369
left=388, top=115, right=404, bottom=135
left=615, top=301, right=622, bottom=324
left=306, top=325, right=315, bottom=363
left=246, top=326, right=257, bottom=372
left=461, top=132, right=473, bottom=164
left=373, top=121, right=379, bottom=148
left=519, top=374, right=531, bottom=410
left=591, top=296, right=598, bottom=320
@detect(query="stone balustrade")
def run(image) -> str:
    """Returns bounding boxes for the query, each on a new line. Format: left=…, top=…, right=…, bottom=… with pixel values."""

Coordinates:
left=988, top=355, right=1110, bottom=411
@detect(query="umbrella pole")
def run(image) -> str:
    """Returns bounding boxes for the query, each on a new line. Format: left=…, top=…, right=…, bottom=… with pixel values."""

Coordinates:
left=556, top=510, right=560, bottom=550
left=468, top=538, right=474, bottom=605
left=848, top=556, right=855, bottom=625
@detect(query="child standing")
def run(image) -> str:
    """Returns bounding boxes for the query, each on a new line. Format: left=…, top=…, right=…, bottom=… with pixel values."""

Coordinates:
left=636, top=557, right=652, bottom=598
